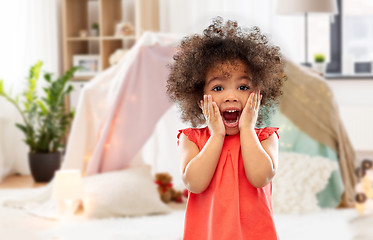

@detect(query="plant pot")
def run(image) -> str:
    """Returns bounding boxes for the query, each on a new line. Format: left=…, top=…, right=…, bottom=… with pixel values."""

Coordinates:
left=313, top=62, right=326, bottom=74
left=90, top=29, right=98, bottom=36
left=28, top=152, right=61, bottom=182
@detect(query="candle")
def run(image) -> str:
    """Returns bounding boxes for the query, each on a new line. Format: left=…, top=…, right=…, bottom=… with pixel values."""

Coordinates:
left=52, top=169, right=84, bottom=218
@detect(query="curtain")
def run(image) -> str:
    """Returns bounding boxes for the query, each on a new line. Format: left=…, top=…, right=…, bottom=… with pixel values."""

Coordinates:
left=0, top=0, right=61, bottom=180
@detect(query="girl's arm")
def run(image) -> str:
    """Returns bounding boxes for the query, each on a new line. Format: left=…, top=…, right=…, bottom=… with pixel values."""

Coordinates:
left=179, top=94, right=225, bottom=194
left=239, top=90, right=278, bottom=188
left=240, top=129, right=278, bottom=188
left=179, top=132, right=224, bottom=194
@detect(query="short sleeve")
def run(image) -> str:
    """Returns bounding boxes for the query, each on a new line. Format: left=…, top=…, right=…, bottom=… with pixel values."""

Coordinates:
left=256, top=127, right=279, bottom=142
left=177, top=128, right=199, bottom=146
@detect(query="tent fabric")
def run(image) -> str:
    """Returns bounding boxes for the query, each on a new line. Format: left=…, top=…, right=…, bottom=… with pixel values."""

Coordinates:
left=62, top=32, right=180, bottom=175
left=278, top=61, right=358, bottom=207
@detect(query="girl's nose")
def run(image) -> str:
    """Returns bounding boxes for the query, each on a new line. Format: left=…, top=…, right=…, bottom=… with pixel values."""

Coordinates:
left=225, top=91, right=238, bottom=102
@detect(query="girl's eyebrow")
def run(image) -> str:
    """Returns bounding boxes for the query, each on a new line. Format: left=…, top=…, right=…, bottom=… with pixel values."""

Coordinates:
left=206, top=76, right=225, bottom=85
left=238, top=75, right=252, bottom=82
left=207, top=74, right=252, bottom=85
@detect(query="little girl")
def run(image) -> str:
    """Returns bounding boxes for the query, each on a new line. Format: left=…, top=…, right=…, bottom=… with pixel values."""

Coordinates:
left=167, top=17, right=285, bottom=240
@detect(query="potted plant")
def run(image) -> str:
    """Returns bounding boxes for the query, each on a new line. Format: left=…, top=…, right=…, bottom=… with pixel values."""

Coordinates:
left=91, top=22, right=99, bottom=36
left=314, top=53, right=326, bottom=74
left=0, top=61, right=78, bottom=182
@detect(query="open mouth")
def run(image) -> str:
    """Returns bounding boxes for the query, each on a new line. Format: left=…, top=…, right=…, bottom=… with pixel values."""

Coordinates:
left=222, top=109, right=240, bottom=128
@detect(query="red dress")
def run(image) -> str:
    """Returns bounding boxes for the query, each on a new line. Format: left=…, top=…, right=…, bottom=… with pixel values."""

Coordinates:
left=177, top=127, right=279, bottom=240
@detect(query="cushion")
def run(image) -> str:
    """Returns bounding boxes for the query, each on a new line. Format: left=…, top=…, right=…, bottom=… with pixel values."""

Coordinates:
left=272, top=152, right=338, bottom=214
left=82, top=165, right=171, bottom=218
left=270, top=109, right=344, bottom=209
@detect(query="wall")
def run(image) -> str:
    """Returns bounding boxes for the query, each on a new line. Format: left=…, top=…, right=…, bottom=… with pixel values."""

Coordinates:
left=327, top=79, right=373, bottom=159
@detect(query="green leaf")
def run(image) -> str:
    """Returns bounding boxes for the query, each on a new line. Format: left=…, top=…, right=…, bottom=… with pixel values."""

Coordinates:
left=36, top=100, right=48, bottom=115
left=29, top=61, right=43, bottom=82
left=15, top=123, right=28, bottom=135
left=24, top=102, right=30, bottom=111
left=44, top=72, right=52, bottom=82
left=0, top=80, right=4, bottom=95
left=65, top=85, right=74, bottom=94
left=314, top=53, right=325, bottom=63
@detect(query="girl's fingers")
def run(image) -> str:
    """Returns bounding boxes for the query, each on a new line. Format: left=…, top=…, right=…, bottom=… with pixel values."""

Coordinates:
left=248, top=92, right=254, bottom=109
left=202, top=95, right=220, bottom=120
left=200, top=100, right=205, bottom=116
left=212, top=102, right=219, bottom=117
left=208, top=95, right=214, bottom=118
left=206, top=95, right=210, bottom=118
left=204, top=95, right=208, bottom=118
left=258, top=93, right=262, bottom=110
left=255, top=90, right=260, bottom=110
left=203, top=95, right=215, bottom=120
left=250, top=90, right=261, bottom=110
left=253, top=92, right=257, bottom=109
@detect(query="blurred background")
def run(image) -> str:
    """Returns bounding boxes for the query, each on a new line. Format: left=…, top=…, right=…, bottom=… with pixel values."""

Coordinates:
left=0, top=0, right=372, bottom=178
left=0, top=1, right=373, bottom=239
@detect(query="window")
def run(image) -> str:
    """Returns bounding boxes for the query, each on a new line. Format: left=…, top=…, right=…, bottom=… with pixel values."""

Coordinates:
left=343, top=0, right=373, bottom=73
left=308, top=15, right=332, bottom=65
left=328, top=0, right=373, bottom=74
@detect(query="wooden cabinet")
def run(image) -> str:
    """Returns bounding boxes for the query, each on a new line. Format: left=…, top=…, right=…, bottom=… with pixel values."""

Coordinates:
left=62, top=0, right=159, bottom=81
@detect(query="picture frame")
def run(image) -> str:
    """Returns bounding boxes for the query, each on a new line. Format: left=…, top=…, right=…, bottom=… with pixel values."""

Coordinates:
left=73, top=55, right=101, bottom=77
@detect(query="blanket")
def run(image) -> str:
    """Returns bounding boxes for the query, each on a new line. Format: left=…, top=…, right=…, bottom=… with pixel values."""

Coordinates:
left=1, top=189, right=364, bottom=240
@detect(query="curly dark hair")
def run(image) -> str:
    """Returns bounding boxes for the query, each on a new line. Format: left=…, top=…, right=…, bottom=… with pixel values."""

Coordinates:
left=167, top=17, right=286, bottom=127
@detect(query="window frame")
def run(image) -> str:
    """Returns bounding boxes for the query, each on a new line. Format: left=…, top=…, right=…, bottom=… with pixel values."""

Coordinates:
left=327, top=0, right=342, bottom=74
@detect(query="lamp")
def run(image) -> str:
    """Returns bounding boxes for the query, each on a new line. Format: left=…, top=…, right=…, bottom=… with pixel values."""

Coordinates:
left=276, top=0, right=338, bottom=67
left=52, top=169, right=84, bottom=218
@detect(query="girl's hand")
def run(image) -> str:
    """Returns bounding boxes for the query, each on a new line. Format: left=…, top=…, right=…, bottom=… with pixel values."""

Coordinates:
left=201, top=95, right=226, bottom=137
left=239, top=90, right=262, bottom=130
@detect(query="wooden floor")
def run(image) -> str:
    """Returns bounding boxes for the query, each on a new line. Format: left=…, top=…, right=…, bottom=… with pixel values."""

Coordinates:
left=0, top=174, right=47, bottom=189
left=1, top=151, right=372, bottom=190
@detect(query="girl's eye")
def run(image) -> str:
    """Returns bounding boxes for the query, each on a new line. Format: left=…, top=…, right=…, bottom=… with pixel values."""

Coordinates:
left=239, top=85, right=249, bottom=91
left=213, top=86, right=223, bottom=91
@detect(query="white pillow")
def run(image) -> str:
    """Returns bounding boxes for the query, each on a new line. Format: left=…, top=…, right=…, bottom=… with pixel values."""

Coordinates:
left=272, top=152, right=338, bottom=214
left=82, top=166, right=171, bottom=218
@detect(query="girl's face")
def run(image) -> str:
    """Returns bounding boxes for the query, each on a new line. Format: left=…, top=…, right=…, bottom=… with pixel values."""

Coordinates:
left=203, top=60, right=253, bottom=135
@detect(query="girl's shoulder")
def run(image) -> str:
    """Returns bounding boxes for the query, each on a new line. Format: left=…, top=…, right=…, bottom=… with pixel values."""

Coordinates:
left=177, top=126, right=209, bottom=148
left=255, top=127, right=279, bottom=142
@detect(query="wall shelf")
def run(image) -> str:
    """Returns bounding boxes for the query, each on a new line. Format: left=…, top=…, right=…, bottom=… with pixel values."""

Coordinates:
left=62, top=0, right=159, bottom=75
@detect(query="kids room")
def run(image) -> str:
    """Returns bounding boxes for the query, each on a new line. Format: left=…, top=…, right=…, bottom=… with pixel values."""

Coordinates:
left=0, top=0, right=373, bottom=239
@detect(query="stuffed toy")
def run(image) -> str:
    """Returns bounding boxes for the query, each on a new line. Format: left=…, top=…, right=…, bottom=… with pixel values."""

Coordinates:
left=154, top=172, right=183, bottom=203
left=109, top=49, right=128, bottom=66
left=183, top=189, right=189, bottom=198
left=114, top=22, right=134, bottom=37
